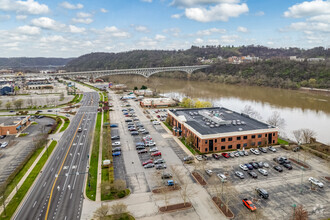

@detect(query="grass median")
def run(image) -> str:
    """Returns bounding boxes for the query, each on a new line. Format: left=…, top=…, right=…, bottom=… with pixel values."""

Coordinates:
left=278, top=138, right=289, bottom=145
left=86, top=112, right=102, bottom=201
left=59, top=118, right=70, bottom=132
left=0, top=140, right=57, bottom=220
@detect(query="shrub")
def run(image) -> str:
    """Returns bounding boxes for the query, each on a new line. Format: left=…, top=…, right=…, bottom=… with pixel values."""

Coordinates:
left=117, top=190, right=126, bottom=198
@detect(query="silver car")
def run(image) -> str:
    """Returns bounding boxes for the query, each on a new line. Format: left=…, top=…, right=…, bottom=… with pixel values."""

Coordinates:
left=258, top=169, right=268, bottom=176
left=230, top=152, right=235, bottom=158
left=235, top=171, right=245, bottom=179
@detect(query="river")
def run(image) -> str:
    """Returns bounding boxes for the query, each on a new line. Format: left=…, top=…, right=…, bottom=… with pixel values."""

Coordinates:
left=108, top=76, right=330, bottom=144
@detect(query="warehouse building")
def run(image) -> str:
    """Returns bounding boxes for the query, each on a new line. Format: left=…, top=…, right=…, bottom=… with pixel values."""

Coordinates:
left=140, top=98, right=176, bottom=108
left=0, top=116, right=31, bottom=135
left=168, top=107, right=278, bottom=153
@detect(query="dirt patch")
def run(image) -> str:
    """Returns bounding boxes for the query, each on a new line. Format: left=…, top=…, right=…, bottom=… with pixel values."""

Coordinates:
left=152, top=185, right=181, bottom=193
left=192, top=171, right=207, bottom=186
left=325, top=177, right=330, bottom=181
left=159, top=202, right=192, bottom=213
left=212, top=197, right=234, bottom=218
left=289, top=158, right=309, bottom=169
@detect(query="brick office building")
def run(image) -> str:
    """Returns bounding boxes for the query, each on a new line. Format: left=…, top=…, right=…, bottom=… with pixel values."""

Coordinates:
left=167, top=107, right=278, bottom=153
left=0, top=116, right=31, bottom=135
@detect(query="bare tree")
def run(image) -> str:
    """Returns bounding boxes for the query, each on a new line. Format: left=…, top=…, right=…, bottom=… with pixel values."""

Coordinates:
left=110, top=202, right=128, bottom=216
left=294, top=205, right=308, bottom=220
left=113, top=179, right=126, bottom=191
left=293, top=129, right=303, bottom=145
left=241, top=105, right=262, bottom=120
left=93, top=204, right=109, bottom=219
left=27, top=97, right=33, bottom=107
left=186, top=134, right=194, bottom=147
left=13, top=99, right=24, bottom=109
left=171, top=166, right=194, bottom=206
left=267, top=111, right=285, bottom=129
left=5, top=101, right=12, bottom=110
left=301, top=129, right=316, bottom=144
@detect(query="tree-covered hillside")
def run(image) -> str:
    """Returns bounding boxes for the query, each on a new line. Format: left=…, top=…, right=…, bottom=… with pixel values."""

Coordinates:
left=0, top=57, right=73, bottom=68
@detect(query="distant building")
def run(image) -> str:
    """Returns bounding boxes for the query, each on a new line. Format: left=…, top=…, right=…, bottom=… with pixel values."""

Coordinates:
left=0, top=116, right=31, bottom=135
left=289, top=56, right=304, bottom=62
left=134, top=89, right=153, bottom=96
left=167, top=107, right=278, bottom=153
left=0, top=84, right=14, bottom=95
left=227, top=56, right=242, bottom=64
left=113, top=84, right=127, bottom=90
left=0, top=69, right=14, bottom=74
left=307, top=58, right=325, bottom=62
left=140, top=98, right=176, bottom=108
left=58, top=70, right=66, bottom=73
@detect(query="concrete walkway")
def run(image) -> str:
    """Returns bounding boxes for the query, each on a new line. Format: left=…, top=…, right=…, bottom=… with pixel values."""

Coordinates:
left=96, top=111, right=104, bottom=202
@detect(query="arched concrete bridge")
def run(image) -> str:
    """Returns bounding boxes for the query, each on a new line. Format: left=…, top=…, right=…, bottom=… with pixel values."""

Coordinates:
left=0, top=65, right=210, bottom=79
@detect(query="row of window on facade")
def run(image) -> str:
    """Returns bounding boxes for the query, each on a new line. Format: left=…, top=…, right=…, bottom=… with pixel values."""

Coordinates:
left=199, top=140, right=276, bottom=152
left=202, top=133, right=276, bottom=144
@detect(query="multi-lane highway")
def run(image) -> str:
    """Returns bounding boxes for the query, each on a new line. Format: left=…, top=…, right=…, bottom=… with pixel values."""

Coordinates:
left=14, top=92, right=99, bottom=220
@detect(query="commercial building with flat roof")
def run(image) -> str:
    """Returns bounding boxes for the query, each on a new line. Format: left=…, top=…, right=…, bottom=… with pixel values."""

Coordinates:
left=140, top=98, right=176, bottom=108
left=168, top=107, right=278, bottom=153
left=0, top=116, right=31, bottom=135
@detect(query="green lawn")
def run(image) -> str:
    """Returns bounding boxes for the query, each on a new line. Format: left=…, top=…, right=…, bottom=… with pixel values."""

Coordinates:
left=180, top=138, right=198, bottom=155
left=53, top=118, right=63, bottom=133
left=59, top=119, right=70, bottom=132
left=73, top=80, right=101, bottom=91
left=0, top=141, right=57, bottom=220
left=86, top=112, right=102, bottom=201
left=162, top=122, right=172, bottom=131
left=278, top=138, right=289, bottom=145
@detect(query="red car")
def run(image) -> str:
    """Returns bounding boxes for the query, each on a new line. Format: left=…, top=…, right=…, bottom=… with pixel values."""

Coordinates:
left=151, top=151, right=161, bottom=157
left=142, top=159, right=153, bottom=166
left=221, top=153, right=230, bottom=158
left=212, top=153, right=220, bottom=160
left=242, top=199, right=256, bottom=211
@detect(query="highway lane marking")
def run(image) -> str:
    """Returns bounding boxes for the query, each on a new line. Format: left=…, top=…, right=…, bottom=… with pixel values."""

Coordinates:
left=45, top=113, right=85, bottom=220
left=51, top=168, right=53, bottom=172
left=33, top=201, right=37, bottom=208
left=43, top=182, right=47, bottom=187
left=70, top=193, right=72, bottom=199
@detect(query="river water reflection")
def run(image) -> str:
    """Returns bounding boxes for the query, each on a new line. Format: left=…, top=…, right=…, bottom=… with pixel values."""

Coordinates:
left=110, top=76, right=330, bottom=144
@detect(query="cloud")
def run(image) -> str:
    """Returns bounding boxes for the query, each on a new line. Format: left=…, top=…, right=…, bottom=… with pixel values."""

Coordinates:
left=134, top=25, right=149, bottom=32
left=0, top=14, right=10, bottom=21
left=196, top=28, right=226, bottom=35
left=284, top=0, right=330, bottom=18
left=171, top=0, right=239, bottom=7
left=17, top=25, right=40, bottom=35
left=0, top=0, right=49, bottom=15
left=171, top=14, right=182, bottom=18
left=104, top=26, right=131, bottom=38
left=77, top=12, right=92, bottom=18
left=100, top=8, right=108, bottom=13
left=185, top=2, right=248, bottom=22
left=220, top=34, right=238, bottom=43
left=207, top=39, right=220, bottom=44
left=163, top=27, right=181, bottom=37
left=307, top=14, right=330, bottom=23
left=288, top=21, right=330, bottom=32
left=31, top=17, right=65, bottom=30
left=237, top=26, right=248, bottom=32
left=72, top=18, right=93, bottom=24
left=40, top=35, right=67, bottom=43
left=255, top=11, right=264, bottom=16
left=68, top=25, right=85, bottom=33
left=141, top=0, right=152, bottom=2
left=137, top=37, right=157, bottom=47
left=60, top=2, right=83, bottom=10
left=194, top=38, right=204, bottom=44
left=16, top=15, right=27, bottom=20
left=155, top=34, right=166, bottom=41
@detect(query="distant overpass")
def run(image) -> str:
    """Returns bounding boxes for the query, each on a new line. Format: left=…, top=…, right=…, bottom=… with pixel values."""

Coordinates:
left=0, top=65, right=210, bottom=79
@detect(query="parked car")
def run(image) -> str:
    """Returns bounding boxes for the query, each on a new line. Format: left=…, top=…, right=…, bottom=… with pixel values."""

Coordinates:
left=308, top=177, right=324, bottom=188
left=247, top=171, right=258, bottom=178
left=230, top=152, right=235, bottom=158
left=245, top=163, right=253, bottom=170
left=145, top=141, right=156, bottom=147
left=234, top=152, right=240, bottom=157
left=161, top=173, right=172, bottom=179
left=136, top=145, right=145, bottom=150
left=112, top=147, right=121, bottom=152
left=235, top=171, right=245, bottom=179
left=149, top=147, right=158, bottom=152
left=212, top=153, right=220, bottom=160
left=195, top=155, right=203, bottom=161
left=1, top=142, right=8, bottom=148
left=0, top=135, right=6, bottom=139
left=254, top=149, right=260, bottom=155
left=259, top=147, right=267, bottom=153
left=182, top=156, right=193, bottom=162
left=250, top=162, right=259, bottom=169
left=131, top=131, right=139, bottom=135
left=111, top=135, right=120, bottom=140
left=167, top=180, right=175, bottom=186
left=138, top=149, right=148, bottom=154
left=142, top=131, right=149, bottom=134
left=263, top=162, right=270, bottom=168
left=136, top=142, right=145, bottom=146
left=283, top=163, right=293, bottom=170
left=238, top=151, right=245, bottom=156
left=202, top=155, right=208, bottom=160
left=47, top=109, right=53, bottom=112
left=222, top=153, right=230, bottom=158
left=243, top=150, right=249, bottom=156
left=154, top=158, right=165, bottom=164
left=155, top=164, right=167, bottom=169
left=125, top=119, right=133, bottom=122
left=256, top=188, right=269, bottom=199
left=110, top=124, right=118, bottom=127
left=217, top=173, right=227, bottom=182
left=258, top=169, right=268, bottom=176
left=142, top=159, right=153, bottom=166
left=205, top=169, right=213, bottom=176
left=112, top=141, right=121, bottom=146
left=268, top=146, right=277, bottom=152
left=273, top=165, right=283, bottom=172
left=257, top=162, right=264, bottom=168
left=112, top=151, right=121, bottom=156
left=239, top=164, right=248, bottom=171
left=152, top=121, right=160, bottom=125
left=144, top=163, right=155, bottom=169
left=243, top=199, right=257, bottom=211
left=151, top=151, right=161, bottom=157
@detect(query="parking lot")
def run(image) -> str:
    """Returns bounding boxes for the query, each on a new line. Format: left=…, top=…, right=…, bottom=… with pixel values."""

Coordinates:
left=0, top=116, right=54, bottom=185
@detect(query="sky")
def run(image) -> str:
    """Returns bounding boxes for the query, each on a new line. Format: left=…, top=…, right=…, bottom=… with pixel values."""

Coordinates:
left=0, top=0, right=329, bottom=57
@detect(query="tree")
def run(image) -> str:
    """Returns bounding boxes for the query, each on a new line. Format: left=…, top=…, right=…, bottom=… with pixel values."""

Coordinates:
left=5, top=102, right=12, bottom=110
left=113, top=179, right=126, bottom=191
left=13, top=99, right=24, bottom=109
left=267, top=111, right=285, bottom=129
left=110, top=202, right=128, bottom=216
left=60, top=92, right=64, bottom=101
left=141, top=85, right=147, bottom=90
left=133, top=86, right=138, bottom=90
left=293, top=129, right=303, bottom=145
left=186, top=134, right=194, bottom=147
left=293, top=205, right=308, bottom=220
left=93, top=204, right=109, bottom=219
left=0, top=100, right=2, bottom=108
left=14, top=86, right=20, bottom=95
left=301, top=128, right=316, bottom=144
left=171, top=166, right=195, bottom=206
left=241, top=105, right=262, bottom=120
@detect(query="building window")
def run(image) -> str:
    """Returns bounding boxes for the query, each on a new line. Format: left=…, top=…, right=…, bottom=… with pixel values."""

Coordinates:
left=273, top=140, right=275, bottom=143
left=237, top=136, right=241, bottom=140
left=205, top=148, right=208, bottom=152
left=215, top=147, right=217, bottom=151
left=252, top=135, right=256, bottom=139
left=258, top=134, right=262, bottom=138
left=237, top=144, right=241, bottom=149
left=205, top=140, right=208, bottom=144
left=243, top=143, right=247, bottom=147
left=228, top=145, right=232, bottom=149
left=251, top=142, right=255, bottom=146
left=243, top=136, right=247, bottom=140
left=215, top=139, right=217, bottom=143
left=221, top=138, right=226, bottom=142
left=258, top=142, right=261, bottom=146
left=228, top=137, right=232, bottom=141
left=265, top=134, right=268, bottom=137
left=221, top=146, right=225, bottom=150
left=273, top=133, right=275, bottom=136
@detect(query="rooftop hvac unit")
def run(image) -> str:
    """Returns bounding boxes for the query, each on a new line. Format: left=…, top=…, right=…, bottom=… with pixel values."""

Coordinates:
left=241, top=121, right=246, bottom=125
left=215, top=124, right=220, bottom=127
left=238, top=128, right=243, bottom=131
left=210, top=124, right=214, bottom=128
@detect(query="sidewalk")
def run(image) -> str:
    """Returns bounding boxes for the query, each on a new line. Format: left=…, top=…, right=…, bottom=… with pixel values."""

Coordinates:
left=96, top=111, right=104, bottom=202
